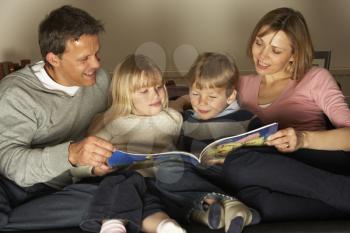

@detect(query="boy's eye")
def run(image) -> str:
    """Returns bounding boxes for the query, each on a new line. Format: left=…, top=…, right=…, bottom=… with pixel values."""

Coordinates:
left=209, top=96, right=217, bottom=99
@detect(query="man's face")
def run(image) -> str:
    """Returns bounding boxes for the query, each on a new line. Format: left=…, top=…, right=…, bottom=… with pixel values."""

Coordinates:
left=49, top=34, right=101, bottom=87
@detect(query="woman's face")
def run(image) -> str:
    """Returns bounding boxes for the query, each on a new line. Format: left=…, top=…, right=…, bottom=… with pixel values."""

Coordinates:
left=252, top=26, right=294, bottom=77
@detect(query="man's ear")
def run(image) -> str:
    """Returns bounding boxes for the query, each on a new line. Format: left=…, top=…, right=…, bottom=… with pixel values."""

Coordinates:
left=45, top=52, right=61, bottom=67
left=226, top=89, right=237, bottom=105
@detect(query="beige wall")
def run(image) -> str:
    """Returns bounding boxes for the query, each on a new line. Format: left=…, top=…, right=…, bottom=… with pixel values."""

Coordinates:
left=1, top=0, right=349, bottom=76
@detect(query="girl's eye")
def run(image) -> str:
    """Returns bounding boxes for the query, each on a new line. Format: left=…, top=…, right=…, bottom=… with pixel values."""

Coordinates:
left=191, top=92, right=199, bottom=96
left=138, top=88, right=148, bottom=94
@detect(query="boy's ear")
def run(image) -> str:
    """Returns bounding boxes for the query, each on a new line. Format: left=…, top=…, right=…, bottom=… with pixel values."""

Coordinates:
left=45, top=52, right=61, bottom=67
left=226, top=90, right=237, bottom=105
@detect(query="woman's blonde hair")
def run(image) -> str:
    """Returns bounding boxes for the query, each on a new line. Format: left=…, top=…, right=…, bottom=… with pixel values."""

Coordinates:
left=89, top=54, right=168, bottom=135
left=247, top=7, right=314, bottom=81
left=187, top=52, right=239, bottom=96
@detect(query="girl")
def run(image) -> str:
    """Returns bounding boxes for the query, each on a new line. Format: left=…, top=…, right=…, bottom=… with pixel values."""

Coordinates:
left=80, top=54, right=185, bottom=233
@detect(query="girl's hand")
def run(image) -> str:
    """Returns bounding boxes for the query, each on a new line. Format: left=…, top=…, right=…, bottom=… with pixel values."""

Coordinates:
left=266, top=127, right=305, bottom=152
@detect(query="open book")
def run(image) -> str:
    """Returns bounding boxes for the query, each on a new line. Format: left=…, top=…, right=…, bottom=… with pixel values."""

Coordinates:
left=107, top=122, right=278, bottom=169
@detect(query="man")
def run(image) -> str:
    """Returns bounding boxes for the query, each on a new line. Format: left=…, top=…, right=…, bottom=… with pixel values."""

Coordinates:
left=0, top=5, right=113, bottom=230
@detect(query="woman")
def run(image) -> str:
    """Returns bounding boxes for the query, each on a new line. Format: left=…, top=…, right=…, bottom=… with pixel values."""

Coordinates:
left=224, top=7, right=350, bottom=221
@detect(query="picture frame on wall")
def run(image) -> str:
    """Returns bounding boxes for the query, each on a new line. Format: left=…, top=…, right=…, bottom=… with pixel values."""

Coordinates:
left=313, top=51, right=331, bottom=69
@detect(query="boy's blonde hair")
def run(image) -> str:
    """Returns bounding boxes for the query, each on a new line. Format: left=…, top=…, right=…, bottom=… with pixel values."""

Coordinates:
left=89, top=54, right=168, bottom=135
left=247, top=7, right=314, bottom=81
left=187, top=52, right=239, bottom=96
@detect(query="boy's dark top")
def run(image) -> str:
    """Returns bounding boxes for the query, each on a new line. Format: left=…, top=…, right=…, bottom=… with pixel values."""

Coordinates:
left=179, top=101, right=261, bottom=156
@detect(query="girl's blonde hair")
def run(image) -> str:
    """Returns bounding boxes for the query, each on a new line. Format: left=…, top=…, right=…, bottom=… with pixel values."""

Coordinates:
left=187, top=52, right=239, bottom=96
left=89, top=54, right=168, bottom=135
left=247, top=7, right=314, bottom=81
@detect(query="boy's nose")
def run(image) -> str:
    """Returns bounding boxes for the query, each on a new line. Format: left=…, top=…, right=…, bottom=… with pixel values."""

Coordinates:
left=198, top=96, right=208, bottom=105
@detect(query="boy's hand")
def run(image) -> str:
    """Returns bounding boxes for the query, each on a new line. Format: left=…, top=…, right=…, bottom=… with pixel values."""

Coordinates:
left=202, top=158, right=225, bottom=166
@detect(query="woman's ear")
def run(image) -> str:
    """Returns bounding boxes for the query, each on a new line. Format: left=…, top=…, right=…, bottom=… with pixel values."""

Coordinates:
left=289, top=54, right=295, bottom=63
left=226, top=89, right=237, bottom=105
left=45, top=52, right=61, bottom=67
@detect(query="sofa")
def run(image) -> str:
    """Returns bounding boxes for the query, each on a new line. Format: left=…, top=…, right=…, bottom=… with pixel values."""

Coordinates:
left=4, top=219, right=350, bottom=233
left=3, top=84, right=350, bottom=233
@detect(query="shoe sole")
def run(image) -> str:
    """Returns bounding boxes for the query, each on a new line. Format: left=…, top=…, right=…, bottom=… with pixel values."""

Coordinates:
left=208, top=202, right=224, bottom=229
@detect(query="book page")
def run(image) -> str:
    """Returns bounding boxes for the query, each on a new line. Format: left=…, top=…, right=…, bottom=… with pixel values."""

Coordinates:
left=199, top=122, right=278, bottom=165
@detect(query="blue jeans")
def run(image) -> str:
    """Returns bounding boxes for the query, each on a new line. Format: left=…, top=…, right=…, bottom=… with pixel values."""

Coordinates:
left=148, top=161, right=227, bottom=222
left=0, top=175, right=99, bottom=231
left=81, top=172, right=164, bottom=233
left=224, top=147, right=350, bottom=221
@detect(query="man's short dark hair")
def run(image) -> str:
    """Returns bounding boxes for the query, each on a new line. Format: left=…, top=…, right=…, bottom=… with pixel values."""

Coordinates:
left=39, top=5, right=104, bottom=60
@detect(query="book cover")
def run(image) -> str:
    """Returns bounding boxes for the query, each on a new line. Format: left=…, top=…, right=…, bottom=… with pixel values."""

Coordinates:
left=107, top=122, right=278, bottom=169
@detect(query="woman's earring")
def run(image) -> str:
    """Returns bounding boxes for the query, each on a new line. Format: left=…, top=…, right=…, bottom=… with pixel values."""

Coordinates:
left=286, top=61, right=294, bottom=74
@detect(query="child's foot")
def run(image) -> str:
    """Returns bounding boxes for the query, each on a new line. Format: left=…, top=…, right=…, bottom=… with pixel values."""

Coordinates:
left=156, top=218, right=186, bottom=233
left=222, top=199, right=261, bottom=233
left=191, top=202, right=224, bottom=229
left=100, top=219, right=127, bottom=233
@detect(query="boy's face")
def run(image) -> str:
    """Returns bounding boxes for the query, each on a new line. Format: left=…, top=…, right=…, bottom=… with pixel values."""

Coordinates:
left=190, top=83, right=236, bottom=120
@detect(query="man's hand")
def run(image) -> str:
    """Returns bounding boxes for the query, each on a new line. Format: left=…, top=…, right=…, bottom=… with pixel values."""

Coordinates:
left=68, top=136, right=114, bottom=170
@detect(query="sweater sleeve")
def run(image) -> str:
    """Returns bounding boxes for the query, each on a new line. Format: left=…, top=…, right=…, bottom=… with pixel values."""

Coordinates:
left=94, top=126, right=113, bottom=142
left=0, top=87, right=73, bottom=187
left=310, top=68, right=350, bottom=128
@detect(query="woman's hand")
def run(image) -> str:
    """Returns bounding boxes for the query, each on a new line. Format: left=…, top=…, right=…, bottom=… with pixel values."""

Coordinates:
left=266, top=127, right=305, bottom=152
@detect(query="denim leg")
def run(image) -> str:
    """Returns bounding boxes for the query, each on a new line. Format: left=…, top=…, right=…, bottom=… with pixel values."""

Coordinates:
left=237, top=186, right=348, bottom=221
left=2, top=182, right=98, bottom=231
left=0, top=175, right=58, bottom=231
left=81, top=172, right=148, bottom=233
left=224, top=148, right=350, bottom=215
left=249, top=147, right=350, bottom=176
left=151, top=161, right=224, bottom=222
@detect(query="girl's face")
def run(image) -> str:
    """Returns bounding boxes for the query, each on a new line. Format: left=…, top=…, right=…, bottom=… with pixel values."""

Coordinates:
left=131, top=84, right=165, bottom=116
left=252, top=26, right=294, bottom=77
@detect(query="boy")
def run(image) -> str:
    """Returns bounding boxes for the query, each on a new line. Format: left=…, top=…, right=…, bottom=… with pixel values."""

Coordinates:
left=152, top=53, right=261, bottom=233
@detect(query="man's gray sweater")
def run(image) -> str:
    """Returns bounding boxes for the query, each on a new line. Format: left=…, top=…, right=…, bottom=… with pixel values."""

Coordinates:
left=0, top=62, right=110, bottom=189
